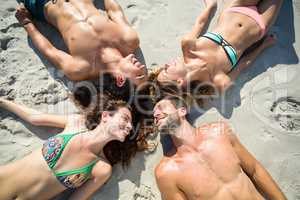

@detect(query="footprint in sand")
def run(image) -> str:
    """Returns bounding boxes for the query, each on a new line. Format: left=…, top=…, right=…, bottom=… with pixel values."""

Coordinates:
left=0, top=36, right=17, bottom=51
left=250, top=68, right=300, bottom=135
left=1, top=23, right=22, bottom=34
left=133, top=184, right=156, bottom=200
left=6, top=7, right=15, bottom=13
left=270, top=97, right=300, bottom=132
left=126, top=0, right=168, bottom=28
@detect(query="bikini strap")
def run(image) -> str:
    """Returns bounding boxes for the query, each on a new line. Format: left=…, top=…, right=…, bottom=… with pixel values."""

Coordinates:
left=47, top=130, right=88, bottom=169
left=202, top=32, right=238, bottom=69
left=54, top=159, right=99, bottom=177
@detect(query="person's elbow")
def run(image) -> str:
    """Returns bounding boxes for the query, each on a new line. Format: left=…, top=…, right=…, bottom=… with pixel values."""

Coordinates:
left=94, top=164, right=112, bottom=183
left=28, top=114, right=45, bottom=126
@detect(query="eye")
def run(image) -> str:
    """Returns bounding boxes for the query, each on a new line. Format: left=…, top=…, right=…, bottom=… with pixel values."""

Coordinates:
left=122, top=115, right=130, bottom=122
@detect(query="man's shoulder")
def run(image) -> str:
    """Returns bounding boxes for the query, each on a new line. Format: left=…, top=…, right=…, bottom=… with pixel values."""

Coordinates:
left=155, top=157, right=180, bottom=180
left=197, top=121, right=234, bottom=136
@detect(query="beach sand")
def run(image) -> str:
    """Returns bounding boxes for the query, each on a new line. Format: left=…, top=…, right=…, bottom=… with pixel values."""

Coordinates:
left=1, top=0, right=300, bottom=199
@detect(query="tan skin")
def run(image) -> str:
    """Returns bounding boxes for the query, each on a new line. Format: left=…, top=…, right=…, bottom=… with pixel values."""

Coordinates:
left=15, top=0, right=147, bottom=87
left=0, top=98, right=133, bottom=200
left=157, top=0, right=283, bottom=92
left=153, top=99, right=287, bottom=200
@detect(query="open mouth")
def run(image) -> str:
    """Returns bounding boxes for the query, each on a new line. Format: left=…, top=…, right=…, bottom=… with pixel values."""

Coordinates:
left=132, top=58, right=145, bottom=69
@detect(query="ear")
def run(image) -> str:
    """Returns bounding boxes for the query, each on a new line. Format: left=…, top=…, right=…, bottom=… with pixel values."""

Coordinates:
left=116, top=74, right=126, bottom=87
left=101, top=111, right=110, bottom=123
left=178, top=107, right=187, bottom=117
left=177, top=78, right=185, bottom=87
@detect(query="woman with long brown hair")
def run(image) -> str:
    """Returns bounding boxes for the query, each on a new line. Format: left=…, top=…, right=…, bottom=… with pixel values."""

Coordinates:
left=0, top=92, right=148, bottom=200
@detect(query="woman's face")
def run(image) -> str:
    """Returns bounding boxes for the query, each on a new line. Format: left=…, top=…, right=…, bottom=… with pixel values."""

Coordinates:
left=106, top=107, right=133, bottom=142
left=157, top=58, right=187, bottom=85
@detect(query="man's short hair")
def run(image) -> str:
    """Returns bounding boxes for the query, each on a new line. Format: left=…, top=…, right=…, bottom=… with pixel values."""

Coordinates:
left=163, top=95, right=188, bottom=110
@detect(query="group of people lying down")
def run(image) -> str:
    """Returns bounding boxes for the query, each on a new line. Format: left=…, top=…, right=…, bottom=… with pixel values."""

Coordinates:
left=0, top=0, right=288, bottom=199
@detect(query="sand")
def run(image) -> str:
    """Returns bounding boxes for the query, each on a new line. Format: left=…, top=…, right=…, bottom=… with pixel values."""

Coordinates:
left=0, top=0, right=300, bottom=199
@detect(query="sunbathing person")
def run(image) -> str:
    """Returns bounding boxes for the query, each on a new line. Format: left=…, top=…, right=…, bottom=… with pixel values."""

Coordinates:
left=0, top=94, right=144, bottom=200
left=15, top=0, right=147, bottom=92
left=153, top=96, right=287, bottom=200
left=155, top=0, right=282, bottom=92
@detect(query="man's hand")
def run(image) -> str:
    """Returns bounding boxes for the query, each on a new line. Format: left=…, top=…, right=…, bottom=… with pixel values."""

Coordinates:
left=15, top=4, right=32, bottom=26
left=203, top=0, right=217, bottom=9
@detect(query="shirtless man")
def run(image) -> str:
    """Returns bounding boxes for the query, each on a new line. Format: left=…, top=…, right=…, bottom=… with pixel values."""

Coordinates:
left=156, top=0, right=282, bottom=92
left=15, top=0, right=147, bottom=89
left=153, top=96, right=287, bottom=200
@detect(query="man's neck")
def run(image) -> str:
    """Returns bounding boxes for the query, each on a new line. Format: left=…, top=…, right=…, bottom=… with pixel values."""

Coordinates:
left=101, top=48, right=124, bottom=74
left=170, top=120, right=198, bottom=148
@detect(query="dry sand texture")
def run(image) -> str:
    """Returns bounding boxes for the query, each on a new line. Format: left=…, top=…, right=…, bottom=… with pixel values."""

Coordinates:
left=1, top=0, right=300, bottom=199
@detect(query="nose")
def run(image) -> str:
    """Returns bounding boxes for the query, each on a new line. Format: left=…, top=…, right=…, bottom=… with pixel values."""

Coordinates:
left=126, top=123, right=133, bottom=132
left=164, top=63, right=170, bottom=70
left=153, top=109, right=161, bottom=119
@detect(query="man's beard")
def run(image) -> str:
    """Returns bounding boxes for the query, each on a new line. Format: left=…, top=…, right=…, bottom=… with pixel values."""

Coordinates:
left=159, top=113, right=181, bottom=135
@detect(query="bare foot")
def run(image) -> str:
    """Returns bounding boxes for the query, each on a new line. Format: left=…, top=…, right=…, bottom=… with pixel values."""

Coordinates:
left=203, top=0, right=217, bottom=8
left=15, top=4, right=32, bottom=26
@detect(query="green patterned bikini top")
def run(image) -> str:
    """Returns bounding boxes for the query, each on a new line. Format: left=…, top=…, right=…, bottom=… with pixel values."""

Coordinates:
left=42, top=131, right=98, bottom=189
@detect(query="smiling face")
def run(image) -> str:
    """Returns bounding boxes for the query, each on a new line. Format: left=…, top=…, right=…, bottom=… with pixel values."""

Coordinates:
left=153, top=99, right=186, bottom=134
left=118, top=54, right=148, bottom=87
left=103, top=107, right=133, bottom=142
left=157, top=57, right=187, bottom=86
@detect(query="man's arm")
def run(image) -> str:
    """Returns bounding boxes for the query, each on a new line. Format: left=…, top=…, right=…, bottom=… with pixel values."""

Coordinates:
left=104, top=0, right=130, bottom=25
left=155, top=162, right=187, bottom=200
left=15, top=5, right=88, bottom=81
left=0, top=98, right=68, bottom=128
left=227, top=130, right=287, bottom=200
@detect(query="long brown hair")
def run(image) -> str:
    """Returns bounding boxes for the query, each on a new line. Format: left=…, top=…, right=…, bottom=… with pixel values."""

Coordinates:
left=148, top=68, right=216, bottom=106
left=72, top=87, right=153, bottom=167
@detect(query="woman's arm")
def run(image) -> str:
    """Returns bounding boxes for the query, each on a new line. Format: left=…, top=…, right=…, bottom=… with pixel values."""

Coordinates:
left=69, top=162, right=112, bottom=200
left=0, top=98, right=68, bottom=128
left=183, top=0, right=217, bottom=40
left=181, top=0, right=217, bottom=57
left=229, top=35, right=276, bottom=81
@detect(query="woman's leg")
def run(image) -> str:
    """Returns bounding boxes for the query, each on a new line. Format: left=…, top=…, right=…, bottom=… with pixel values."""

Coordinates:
left=258, top=0, right=284, bottom=32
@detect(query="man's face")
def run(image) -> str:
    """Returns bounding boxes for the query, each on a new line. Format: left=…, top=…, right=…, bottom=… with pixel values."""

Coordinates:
left=157, top=57, right=187, bottom=85
left=119, top=54, right=148, bottom=87
left=153, top=99, right=182, bottom=134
